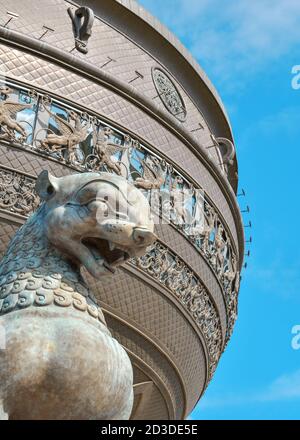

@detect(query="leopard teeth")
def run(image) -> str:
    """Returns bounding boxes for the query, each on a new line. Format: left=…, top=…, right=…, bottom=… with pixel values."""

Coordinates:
left=109, top=242, right=115, bottom=251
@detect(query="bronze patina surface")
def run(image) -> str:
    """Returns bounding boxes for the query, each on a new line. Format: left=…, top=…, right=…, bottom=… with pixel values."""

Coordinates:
left=0, top=0, right=244, bottom=419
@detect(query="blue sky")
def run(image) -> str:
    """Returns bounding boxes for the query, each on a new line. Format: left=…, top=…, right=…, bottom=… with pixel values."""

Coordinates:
left=139, top=0, right=300, bottom=420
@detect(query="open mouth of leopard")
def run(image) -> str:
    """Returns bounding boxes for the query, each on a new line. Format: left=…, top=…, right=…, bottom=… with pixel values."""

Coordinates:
left=82, top=237, right=131, bottom=273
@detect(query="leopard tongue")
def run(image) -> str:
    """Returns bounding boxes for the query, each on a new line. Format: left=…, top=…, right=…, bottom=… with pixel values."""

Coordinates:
left=88, top=242, right=116, bottom=273
left=83, top=237, right=128, bottom=268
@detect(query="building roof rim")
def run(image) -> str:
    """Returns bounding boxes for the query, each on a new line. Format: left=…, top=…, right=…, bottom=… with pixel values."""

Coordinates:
left=112, top=0, right=233, bottom=137
left=0, top=26, right=244, bottom=269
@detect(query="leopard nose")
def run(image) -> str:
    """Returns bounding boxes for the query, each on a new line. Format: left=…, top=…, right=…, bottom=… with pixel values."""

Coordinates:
left=132, top=228, right=157, bottom=246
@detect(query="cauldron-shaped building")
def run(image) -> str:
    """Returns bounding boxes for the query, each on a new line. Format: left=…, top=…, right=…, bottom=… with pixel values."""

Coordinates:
left=0, top=0, right=244, bottom=419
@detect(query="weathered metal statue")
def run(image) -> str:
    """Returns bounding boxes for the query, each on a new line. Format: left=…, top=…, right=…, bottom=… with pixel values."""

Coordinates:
left=201, top=204, right=217, bottom=255
left=40, top=109, right=90, bottom=163
left=214, top=223, right=226, bottom=276
left=168, top=177, right=190, bottom=225
left=0, top=86, right=31, bottom=143
left=134, top=156, right=167, bottom=190
left=91, top=128, right=126, bottom=175
left=68, top=6, right=94, bottom=54
left=0, top=170, right=40, bottom=216
left=0, top=171, right=156, bottom=420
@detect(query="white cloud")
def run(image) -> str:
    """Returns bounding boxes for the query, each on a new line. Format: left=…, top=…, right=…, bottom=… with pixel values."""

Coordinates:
left=261, top=369, right=300, bottom=401
left=246, top=255, right=300, bottom=301
left=138, top=0, right=300, bottom=87
left=198, top=369, right=300, bottom=409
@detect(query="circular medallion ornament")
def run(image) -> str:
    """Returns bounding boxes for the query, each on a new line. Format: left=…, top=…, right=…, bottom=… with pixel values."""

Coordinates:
left=152, top=68, right=187, bottom=122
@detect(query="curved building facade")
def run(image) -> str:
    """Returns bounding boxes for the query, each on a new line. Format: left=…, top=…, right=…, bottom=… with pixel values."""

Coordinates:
left=0, top=0, right=244, bottom=419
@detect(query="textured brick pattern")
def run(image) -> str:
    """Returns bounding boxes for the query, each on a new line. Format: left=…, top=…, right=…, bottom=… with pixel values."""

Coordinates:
left=0, top=143, right=74, bottom=178
left=0, top=218, right=184, bottom=417
left=133, top=385, right=169, bottom=420
left=0, top=218, right=179, bottom=417
left=133, top=366, right=149, bottom=384
left=107, top=315, right=185, bottom=418
left=0, top=216, right=206, bottom=416
left=89, top=268, right=207, bottom=413
left=106, top=313, right=205, bottom=418
left=0, top=44, right=239, bottom=249
left=132, top=366, right=170, bottom=420
left=0, top=146, right=228, bottom=338
left=0, top=0, right=217, bottom=159
left=0, top=151, right=226, bottom=339
left=0, top=221, right=18, bottom=255
left=0, top=1, right=242, bottom=417
left=0, top=141, right=233, bottom=316
left=156, top=223, right=227, bottom=336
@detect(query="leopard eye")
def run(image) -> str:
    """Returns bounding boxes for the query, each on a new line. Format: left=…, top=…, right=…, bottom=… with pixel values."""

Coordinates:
left=77, top=188, right=97, bottom=206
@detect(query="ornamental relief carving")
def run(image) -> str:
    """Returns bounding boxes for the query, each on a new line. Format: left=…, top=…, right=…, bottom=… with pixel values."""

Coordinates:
left=0, top=170, right=158, bottom=420
left=152, top=68, right=187, bottom=122
left=132, top=242, right=223, bottom=376
left=0, top=166, right=39, bottom=216
left=0, top=165, right=224, bottom=377
left=0, top=166, right=240, bottom=370
left=0, top=82, right=240, bottom=339
left=68, top=6, right=95, bottom=54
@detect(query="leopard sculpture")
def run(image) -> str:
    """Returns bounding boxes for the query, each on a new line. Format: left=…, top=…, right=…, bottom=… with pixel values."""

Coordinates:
left=0, top=171, right=156, bottom=420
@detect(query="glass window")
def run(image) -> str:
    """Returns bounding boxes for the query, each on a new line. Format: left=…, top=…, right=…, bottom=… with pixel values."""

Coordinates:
left=129, top=148, right=145, bottom=181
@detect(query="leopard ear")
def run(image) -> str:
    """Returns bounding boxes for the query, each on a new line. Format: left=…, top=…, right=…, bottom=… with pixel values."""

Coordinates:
left=35, top=170, right=59, bottom=201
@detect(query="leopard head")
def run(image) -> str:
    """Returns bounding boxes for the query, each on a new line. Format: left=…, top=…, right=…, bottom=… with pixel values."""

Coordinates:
left=35, top=170, right=156, bottom=278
